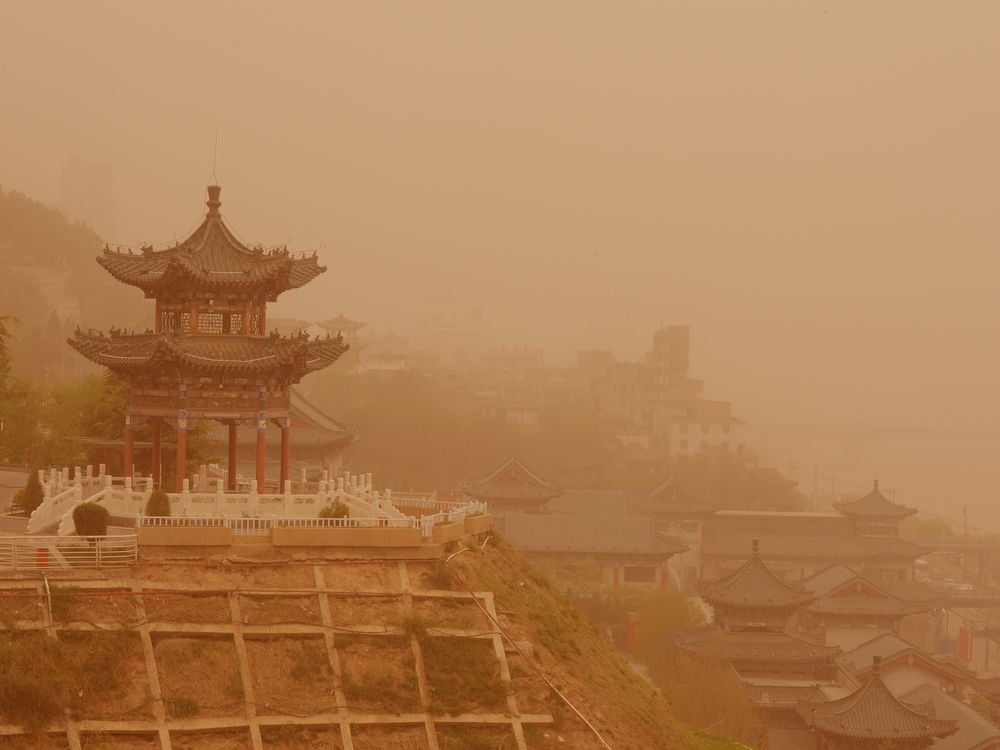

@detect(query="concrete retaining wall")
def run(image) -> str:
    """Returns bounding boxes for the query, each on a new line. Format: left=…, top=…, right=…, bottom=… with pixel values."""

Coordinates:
left=431, top=522, right=464, bottom=545
left=464, top=514, right=493, bottom=536
left=271, top=526, right=423, bottom=548
left=137, top=526, right=233, bottom=546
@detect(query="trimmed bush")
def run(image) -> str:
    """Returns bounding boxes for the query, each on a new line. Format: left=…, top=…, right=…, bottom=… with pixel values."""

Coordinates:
left=18, top=470, right=44, bottom=516
left=318, top=499, right=350, bottom=519
left=73, top=502, right=111, bottom=537
left=145, top=488, right=171, bottom=517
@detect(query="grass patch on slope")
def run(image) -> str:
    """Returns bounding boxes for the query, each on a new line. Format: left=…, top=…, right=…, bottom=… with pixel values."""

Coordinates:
left=449, top=537, right=751, bottom=750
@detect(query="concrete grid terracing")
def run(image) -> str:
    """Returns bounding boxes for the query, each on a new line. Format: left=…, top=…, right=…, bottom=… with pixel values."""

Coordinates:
left=0, top=558, right=555, bottom=750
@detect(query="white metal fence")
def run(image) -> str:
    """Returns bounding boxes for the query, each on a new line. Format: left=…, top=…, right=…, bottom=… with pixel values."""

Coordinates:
left=0, top=534, right=138, bottom=571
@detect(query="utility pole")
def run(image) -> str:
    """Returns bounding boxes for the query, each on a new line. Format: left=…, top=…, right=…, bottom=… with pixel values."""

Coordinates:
left=963, top=505, right=969, bottom=542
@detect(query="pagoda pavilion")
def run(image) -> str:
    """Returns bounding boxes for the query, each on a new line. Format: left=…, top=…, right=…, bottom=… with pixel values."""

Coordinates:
left=699, top=538, right=816, bottom=631
left=796, top=656, right=957, bottom=749
left=69, top=185, right=348, bottom=491
left=835, top=479, right=918, bottom=537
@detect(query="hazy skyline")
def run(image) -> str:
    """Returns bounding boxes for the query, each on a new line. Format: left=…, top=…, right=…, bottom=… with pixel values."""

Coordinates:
left=2, top=2, right=998, bottom=517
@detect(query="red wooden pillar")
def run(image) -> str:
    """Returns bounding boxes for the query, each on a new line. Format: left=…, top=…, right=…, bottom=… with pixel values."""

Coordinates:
left=150, top=419, right=162, bottom=488
left=280, top=423, right=290, bottom=489
left=175, top=426, right=187, bottom=492
left=123, top=423, right=135, bottom=478
left=227, top=422, right=238, bottom=491
left=255, top=427, right=267, bottom=488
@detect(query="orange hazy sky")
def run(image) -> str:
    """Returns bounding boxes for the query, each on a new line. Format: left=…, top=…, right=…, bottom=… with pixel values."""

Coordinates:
left=2, top=1, right=998, bottom=444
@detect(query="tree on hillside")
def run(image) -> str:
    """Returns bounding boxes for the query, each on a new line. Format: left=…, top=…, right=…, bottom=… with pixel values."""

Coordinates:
left=669, top=448, right=805, bottom=510
left=0, top=315, right=16, bottom=381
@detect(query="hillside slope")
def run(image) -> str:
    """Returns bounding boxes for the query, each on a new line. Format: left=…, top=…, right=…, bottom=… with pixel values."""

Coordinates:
left=0, top=540, right=745, bottom=749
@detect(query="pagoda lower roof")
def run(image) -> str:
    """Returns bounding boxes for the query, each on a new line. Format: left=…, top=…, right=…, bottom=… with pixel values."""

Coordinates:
left=796, top=669, right=957, bottom=742
left=68, top=330, right=347, bottom=376
left=673, top=629, right=841, bottom=664
left=97, top=187, right=324, bottom=297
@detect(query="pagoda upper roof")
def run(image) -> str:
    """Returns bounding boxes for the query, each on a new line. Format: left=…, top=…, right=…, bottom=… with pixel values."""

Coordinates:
left=836, top=480, right=918, bottom=520
left=68, top=329, right=347, bottom=377
left=796, top=658, right=958, bottom=743
left=672, top=629, right=840, bottom=664
left=698, top=539, right=815, bottom=610
left=97, top=186, right=325, bottom=298
left=464, top=457, right=563, bottom=504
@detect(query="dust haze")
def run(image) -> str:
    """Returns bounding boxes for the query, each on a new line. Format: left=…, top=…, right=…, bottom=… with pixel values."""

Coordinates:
left=2, top=2, right=998, bottom=520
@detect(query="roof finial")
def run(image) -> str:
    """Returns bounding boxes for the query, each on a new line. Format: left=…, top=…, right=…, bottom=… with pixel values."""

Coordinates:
left=751, top=538, right=759, bottom=554
left=206, top=184, right=222, bottom=217
left=873, top=479, right=880, bottom=491
left=872, top=654, right=881, bottom=674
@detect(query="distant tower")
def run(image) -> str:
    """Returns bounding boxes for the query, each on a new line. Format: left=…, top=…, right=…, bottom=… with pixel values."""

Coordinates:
left=60, top=155, right=115, bottom=239
left=69, top=185, right=348, bottom=491
left=651, top=324, right=690, bottom=380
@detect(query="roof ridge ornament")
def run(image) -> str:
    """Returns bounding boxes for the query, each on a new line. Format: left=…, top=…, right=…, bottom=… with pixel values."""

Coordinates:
left=206, top=184, right=222, bottom=217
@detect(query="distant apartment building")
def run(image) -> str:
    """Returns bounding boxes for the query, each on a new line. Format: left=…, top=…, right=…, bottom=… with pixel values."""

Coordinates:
left=412, top=294, right=484, bottom=367
left=588, top=325, right=744, bottom=457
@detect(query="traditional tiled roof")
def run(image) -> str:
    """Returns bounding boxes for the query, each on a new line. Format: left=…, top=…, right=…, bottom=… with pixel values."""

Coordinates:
left=800, top=565, right=938, bottom=618
left=698, top=540, right=815, bottom=610
left=634, top=475, right=717, bottom=517
left=501, top=513, right=686, bottom=556
left=672, top=629, right=840, bottom=664
left=464, top=457, right=563, bottom=504
left=805, top=591, right=931, bottom=618
left=902, top=685, right=1000, bottom=750
left=841, top=634, right=972, bottom=684
left=801, top=563, right=862, bottom=597
left=96, top=186, right=324, bottom=298
left=318, top=314, right=365, bottom=333
left=797, top=658, right=957, bottom=742
left=68, top=330, right=347, bottom=377
left=836, top=480, right=918, bottom=520
left=702, top=533, right=923, bottom=561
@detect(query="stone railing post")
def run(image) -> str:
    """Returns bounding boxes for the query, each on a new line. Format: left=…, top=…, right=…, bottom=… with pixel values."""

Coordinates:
left=283, top=479, right=293, bottom=515
left=249, top=479, right=259, bottom=516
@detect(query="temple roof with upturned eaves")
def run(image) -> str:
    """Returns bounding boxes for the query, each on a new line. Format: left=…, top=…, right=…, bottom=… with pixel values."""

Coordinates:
left=796, top=657, right=958, bottom=743
left=698, top=539, right=815, bottom=611
left=96, top=186, right=325, bottom=298
left=68, top=329, right=347, bottom=377
left=836, top=480, right=918, bottom=520
left=463, top=457, right=563, bottom=504
left=634, top=475, right=718, bottom=517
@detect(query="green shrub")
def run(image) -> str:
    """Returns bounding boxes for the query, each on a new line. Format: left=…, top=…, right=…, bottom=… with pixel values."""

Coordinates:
left=144, top=488, right=171, bottom=517
left=73, top=502, right=111, bottom=537
left=18, top=470, right=44, bottom=516
left=319, top=499, right=350, bottom=519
